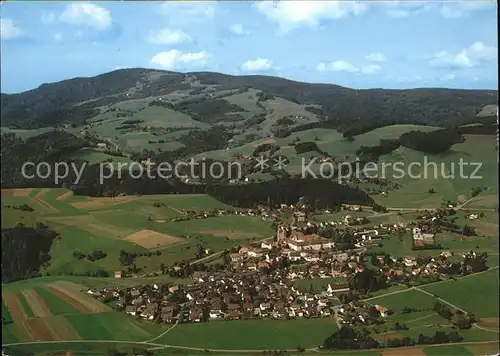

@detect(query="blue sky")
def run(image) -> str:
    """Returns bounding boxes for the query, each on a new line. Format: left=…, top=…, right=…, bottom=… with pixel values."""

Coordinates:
left=1, top=1, right=497, bottom=93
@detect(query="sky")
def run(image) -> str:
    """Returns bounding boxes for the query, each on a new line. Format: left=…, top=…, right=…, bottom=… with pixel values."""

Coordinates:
left=1, top=1, right=498, bottom=93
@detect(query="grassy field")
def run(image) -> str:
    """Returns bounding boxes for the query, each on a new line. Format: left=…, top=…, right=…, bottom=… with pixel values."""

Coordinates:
left=157, top=318, right=338, bottom=350
left=1, top=188, right=270, bottom=276
left=420, top=268, right=499, bottom=318
left=374, top=134, right=498, bottom=209
left=294, top=277, right=348, bottom=294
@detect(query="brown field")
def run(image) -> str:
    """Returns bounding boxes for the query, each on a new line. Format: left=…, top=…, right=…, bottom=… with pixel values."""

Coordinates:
left=477, top=317, right=500, bottom=330
left=465, top=342, right=500, bottom=356
left=2, top=292, right=28, bottom=322
left=471, top=221, right=499, bottom=237
left=373, top=331, right=401, bottom=343
left=8, top=322, right=37, bottom=342
left=1, top=188, right=33, bottom=197
left=382, top=348, right=425, bottom=356
left=200, top=229, right=254, bottom=239
left=45, top=282, right=110, bottom=313
left=24, top=316, right=80, bottom=341
left=71, top=196, right=136, bottom=209
left=253, top=139, right=276, bottom=147
left=34, top=189, right=60, bottom=213
left=125, top=229, right=184, bottom=248
left=56, top=190, right=73, bottom=200
left=43, top=214, right=134, bottom=238
left=20, top=289, right=52, bottom=318
left=467, top=194, right=499, bottom=208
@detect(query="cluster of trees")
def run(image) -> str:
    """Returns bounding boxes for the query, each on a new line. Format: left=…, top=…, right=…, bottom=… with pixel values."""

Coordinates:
left=463, top=252, right=488, bottom=273
left=148, top=100, right=174, bottom=109
left=4, top=204, right=35, bottom=212
left=356, top=139, right=401, bottom=161
left=323, top=326, right=465, bottom=350
left=434, top=301, right=476, bottom=329
left=294, top=141, right=325, bottom=155
left=462, top=225, right=477, bottom=236
left=252, top=143, right=280, bottom=157
left=72, top=249, right=107, bottom=262
left=399, top=129, right=464, bottom=154
left=349, top=268, right=387, bottom=293
left=118, top=250, right=160, bottom=267
left=54, top=269, right=110, bottom=277
left=256, top=91, right=275, bottom=102
left=1, top=223, right=59, bottom=282
left=1, top=131, right=89, bottom=188
left=322, top=326, right=379, bottom=350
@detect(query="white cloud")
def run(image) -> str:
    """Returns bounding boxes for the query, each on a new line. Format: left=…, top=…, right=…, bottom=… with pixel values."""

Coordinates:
left=317, top=60, right=359, bottom=73
left=229, top=24, right=249, bottom=36
left=53, top=32, right=63, bottom=41
left=381, top=1, right=432, bottom=18
left=317, top=60, right=381, bottom=75
left=41, top=12, right=56, bottom=24
left=147, top=29, right=192, bottom=45
left=439, top=1, right=495, bottom=19
left=60, top=3, right=111, bottom=30
left=442, top=74, right=456, bottom=81
left=160, top=2, right=215, bottom=24
left=0, top=18, right=24, bottom=39
left=254, top=1, right=368, bottom=33
left=316, top=63, right=327, bottom=72
left=366, top=52, right=387, bottom=62
left=242, top=58, right=274, bottom=71
left=430, top=41, right=497, bottom=69
left=361, top=64, right=381, bottom=74
left=151, top=50, right=209, bottom=70
left=380, top=0, right=495, bottom=19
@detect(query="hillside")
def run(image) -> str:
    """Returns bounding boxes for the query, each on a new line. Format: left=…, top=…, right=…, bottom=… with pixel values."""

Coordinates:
left=2, top=68, right=497, bottom=132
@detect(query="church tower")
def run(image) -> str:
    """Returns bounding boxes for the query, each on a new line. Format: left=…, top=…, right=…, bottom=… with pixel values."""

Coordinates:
left=276, top=224, right=286, bottom=245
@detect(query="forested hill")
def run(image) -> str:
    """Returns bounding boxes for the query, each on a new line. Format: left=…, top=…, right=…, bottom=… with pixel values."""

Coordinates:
left=1, top=68, right=497, bottom=128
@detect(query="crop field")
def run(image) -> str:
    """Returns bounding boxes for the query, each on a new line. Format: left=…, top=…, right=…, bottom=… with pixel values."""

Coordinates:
left=1, top=277, right=167, bottom=345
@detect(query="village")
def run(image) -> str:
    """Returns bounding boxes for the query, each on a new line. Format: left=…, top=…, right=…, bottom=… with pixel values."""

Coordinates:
left=86, top=204, right=490, bottom=329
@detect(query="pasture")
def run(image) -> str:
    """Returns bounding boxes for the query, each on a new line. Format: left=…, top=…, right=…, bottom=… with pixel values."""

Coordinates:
left=419, top=268, right=499, bottom=318
left=375, top=134, right=498, bottom=208
left=1, top=188, right=266, bottom=276
left=157, top=318, right=338, bottom=350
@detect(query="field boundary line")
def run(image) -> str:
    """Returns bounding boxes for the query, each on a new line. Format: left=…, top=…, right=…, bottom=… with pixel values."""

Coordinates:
left=473, top=324, right=500, bottom=333
left=414, top=286, right=467, bottom=313
left=3, top=339, right=499, bottom=354
left=144, top=320, right=179, bottom=343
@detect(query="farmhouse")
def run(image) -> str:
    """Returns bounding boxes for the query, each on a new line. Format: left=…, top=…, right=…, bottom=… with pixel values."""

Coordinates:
left=375, top=305, right=390, bottom=317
